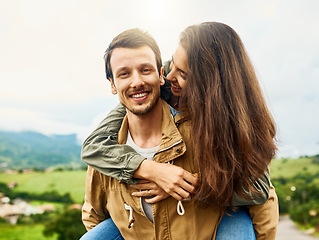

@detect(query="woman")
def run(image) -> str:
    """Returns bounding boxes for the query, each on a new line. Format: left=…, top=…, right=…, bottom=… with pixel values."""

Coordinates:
left=81, top=22, right=278, bottom=239
left=169, top=22, right=277, bottom=207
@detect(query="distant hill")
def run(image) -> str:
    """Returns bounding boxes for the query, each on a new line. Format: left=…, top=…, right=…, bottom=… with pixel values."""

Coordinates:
left=0, top=131, right=83, bottom=171
left=270, top=155, right=319, bottom=179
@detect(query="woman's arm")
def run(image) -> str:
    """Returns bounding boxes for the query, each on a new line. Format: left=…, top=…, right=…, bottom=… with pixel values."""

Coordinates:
left=232, top=169, right=271, bottom=206
left=82, top=103, right=271, bottom=204
left=81, top=104, right=145, bottom=185
left=81, top=102, right=198, bottom=203
left=81, top=105, right=197, bottom=201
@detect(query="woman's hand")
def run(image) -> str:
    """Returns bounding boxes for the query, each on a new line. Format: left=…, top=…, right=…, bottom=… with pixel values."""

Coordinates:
left=133, top=160, right=198, bottom=201
left=131, top=180, right=170, bottom=204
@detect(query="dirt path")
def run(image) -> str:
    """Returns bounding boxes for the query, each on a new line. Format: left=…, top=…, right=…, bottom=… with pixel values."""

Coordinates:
left=276, top=215, right=319, bottom=240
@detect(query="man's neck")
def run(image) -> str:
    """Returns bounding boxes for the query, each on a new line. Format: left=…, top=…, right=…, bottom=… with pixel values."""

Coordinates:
left=126, top=100, right=163, bottom=149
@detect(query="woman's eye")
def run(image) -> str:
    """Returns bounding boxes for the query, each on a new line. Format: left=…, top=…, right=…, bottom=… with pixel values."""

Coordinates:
left=180, top=72, right=187, bottom=80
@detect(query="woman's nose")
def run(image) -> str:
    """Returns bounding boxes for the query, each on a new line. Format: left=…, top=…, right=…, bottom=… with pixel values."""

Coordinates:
left=166, top=63, right=176, bottom=82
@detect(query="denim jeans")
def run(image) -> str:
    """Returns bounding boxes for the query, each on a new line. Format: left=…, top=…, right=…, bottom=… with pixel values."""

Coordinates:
left=80, top=218, right=124, bottom=240
left=80, top=207, right=256, bottom=240
left=216, top=208, right=256, bottom=240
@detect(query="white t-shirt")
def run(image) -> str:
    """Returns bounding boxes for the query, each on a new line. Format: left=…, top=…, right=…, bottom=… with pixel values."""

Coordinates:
left=126, top=130, right=159, bottom=222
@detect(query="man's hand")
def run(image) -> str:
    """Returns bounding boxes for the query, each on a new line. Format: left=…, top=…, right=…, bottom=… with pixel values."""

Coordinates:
left=133, top=160, right=198, bottom=201
left=131, top=180, right=170, bottom=203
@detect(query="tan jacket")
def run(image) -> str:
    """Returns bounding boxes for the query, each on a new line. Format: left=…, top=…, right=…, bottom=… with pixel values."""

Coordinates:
left=250, top=185, right=279, bottom=239
left=82, top=100, right=278, bottom=239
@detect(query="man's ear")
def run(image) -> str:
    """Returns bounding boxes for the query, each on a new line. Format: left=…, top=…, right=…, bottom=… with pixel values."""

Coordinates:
left=159, top=67, right=165, bottom=86
left=109, top=78, right=117, bottom=94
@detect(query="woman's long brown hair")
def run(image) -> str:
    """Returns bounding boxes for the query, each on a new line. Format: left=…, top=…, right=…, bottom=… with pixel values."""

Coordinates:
left=179, top=22, right=277, bottom=207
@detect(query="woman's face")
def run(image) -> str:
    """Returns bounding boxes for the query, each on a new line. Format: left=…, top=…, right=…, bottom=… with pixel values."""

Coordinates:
left=166, top=44, right=188, bottom=96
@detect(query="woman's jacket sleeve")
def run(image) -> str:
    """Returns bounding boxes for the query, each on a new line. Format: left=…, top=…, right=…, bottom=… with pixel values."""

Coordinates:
left=81, top=104, right=145, bottom=185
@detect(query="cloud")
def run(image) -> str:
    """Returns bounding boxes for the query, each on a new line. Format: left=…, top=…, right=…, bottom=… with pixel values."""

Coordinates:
left=0, top=94, right=120, bottom=143
left=0, top=0, right=318, bottom=157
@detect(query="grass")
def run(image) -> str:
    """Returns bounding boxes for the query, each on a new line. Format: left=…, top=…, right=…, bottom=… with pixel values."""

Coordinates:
left=270, top=157, right=319, bottom=179
left=0, top=157, right=318, bottom=203
left=0, top=171, right=86, bottom=240
left=0, top=157, right=318, bottom=204
left=0, top=224, right=57, bottom=240
left=0, top=170, right=87, bottom=204
left=0, top=158, right=318, bottom=239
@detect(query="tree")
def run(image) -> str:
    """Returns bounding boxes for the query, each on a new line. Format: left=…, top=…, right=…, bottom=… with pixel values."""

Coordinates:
left=0, top=182, right=12, bottom=197
left=43, top=208, right=86, bottom=240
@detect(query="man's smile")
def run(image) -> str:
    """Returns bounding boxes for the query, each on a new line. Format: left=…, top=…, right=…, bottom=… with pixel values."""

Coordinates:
left=130, top=92, right=149, bottom=98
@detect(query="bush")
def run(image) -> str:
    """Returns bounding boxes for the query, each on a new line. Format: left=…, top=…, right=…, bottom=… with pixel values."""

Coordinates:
left=0, top=186, right=75, bottom=203
left=312, top=155, right=319, bottom=165
left=43, top=208, right=86, bottom=240
left=0, top=216, right=6, bottom=223
left=290, top=200, right=319, bottom=227
left=0, top=182, right=12, bottom=196
left=17, top=211, right=54, bottom=224
left=273, top=171, right=319, bottom=231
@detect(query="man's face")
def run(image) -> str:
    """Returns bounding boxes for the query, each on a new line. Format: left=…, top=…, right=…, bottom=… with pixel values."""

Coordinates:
left=109, top=45, right=165, bottom=115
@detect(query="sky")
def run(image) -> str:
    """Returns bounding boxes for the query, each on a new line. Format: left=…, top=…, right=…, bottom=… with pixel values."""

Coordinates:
left=0, top=0, right=318, bottom=158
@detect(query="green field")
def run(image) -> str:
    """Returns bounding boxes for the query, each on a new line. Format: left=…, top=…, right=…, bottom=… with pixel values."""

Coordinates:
left=0, top=171, right=86, bottom=240
left=270, top=157, right=319, bottom=179
left=0, top=224, right=57, bottom=240
left=1, top=157, right=319, bottom=239
left=0, top=157, right=318, bottom=205
left=0, top=170, right=87, bottom=204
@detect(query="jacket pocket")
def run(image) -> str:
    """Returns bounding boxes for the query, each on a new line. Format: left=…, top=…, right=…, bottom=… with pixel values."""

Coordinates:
left=119, top=182, right=145, bottom=218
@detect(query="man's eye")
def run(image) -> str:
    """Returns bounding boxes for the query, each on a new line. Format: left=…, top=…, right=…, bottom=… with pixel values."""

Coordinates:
left=119, top=72, right=129, bottom=77
left=142, top=69, right=151, bottom=73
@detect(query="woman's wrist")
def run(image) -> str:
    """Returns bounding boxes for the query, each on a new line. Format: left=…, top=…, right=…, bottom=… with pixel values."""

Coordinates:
left=133, top=159, right=156, bottom=180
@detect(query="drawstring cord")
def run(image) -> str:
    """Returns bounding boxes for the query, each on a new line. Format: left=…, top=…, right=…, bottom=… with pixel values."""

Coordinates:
left=168, top=160, right=186, bottom=216
left=177, top=200, right=185, bottom=215
left=124, top=203, right=135, bottom=228
left=176, top=173, right=198, bottom=216
left=177, top=195, right=192, bottom=216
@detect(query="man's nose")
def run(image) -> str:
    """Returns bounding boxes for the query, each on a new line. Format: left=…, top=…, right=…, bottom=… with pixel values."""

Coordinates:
left=130, top=71, right=144, bottom=87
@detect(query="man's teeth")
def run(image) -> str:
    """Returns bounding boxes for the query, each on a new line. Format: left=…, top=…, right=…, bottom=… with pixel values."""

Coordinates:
left=131, top=92, right=148, bottom=98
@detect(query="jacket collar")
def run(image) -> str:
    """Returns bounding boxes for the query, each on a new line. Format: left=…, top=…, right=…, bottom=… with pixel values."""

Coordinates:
left=118, top=100, right=186, bottom=163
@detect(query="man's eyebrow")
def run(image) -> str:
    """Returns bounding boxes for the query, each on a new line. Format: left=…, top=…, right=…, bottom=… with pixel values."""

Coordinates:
left=114, top=66, right=129, bottom=75
left=139, top=62, right=155, bottom=68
